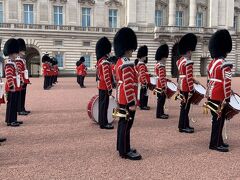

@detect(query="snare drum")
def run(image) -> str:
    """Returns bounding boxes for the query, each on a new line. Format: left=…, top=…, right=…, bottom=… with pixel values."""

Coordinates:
left=87, top=95, right=117, bottom=123
left=149, top=77, right=158, bottom=90
left=225, top=93, right=240, bottom=120
left=191, top=83, right=206, bottom=105
left=166, top=81, right=177, bottom=99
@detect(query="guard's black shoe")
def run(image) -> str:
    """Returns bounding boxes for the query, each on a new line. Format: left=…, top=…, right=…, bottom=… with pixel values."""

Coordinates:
left=120, top=151, right=142, bottom=160
left=16, top=121, right=23, bottom=124
left=140, top=106, right=150, bottom=110
left=130, top=148, right=137, bottom=153
left=188, top=126, right=194, bottom=130
left=100, top=124, right=114, bottom=130
left=18, top=111, right=28, bottom=116
left=222, top=143, right=229, bottom=148
left=7, top=122, right=20, bottom=127
left=0, top=137, right=7, bottom=142
left=179, top=128, right=194, bottom=133
left=163, top=114, right=169, bottom=118
left=209, top=145, right=229, bottom=152
left=157, top=115, right=168, bottom=119
left=24, top=110, right=31, bottom=114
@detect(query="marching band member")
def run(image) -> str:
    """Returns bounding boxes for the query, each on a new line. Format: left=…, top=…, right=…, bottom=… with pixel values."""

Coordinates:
left=78, top=57, right=87, bottom=88
left=16, top=38, right=31, bottom=116
left=177, top=33, right=197, bottom=133
left=114, top=27, right=142, bottom=160
left=4, top=38, right=23, bottom=127
left=76, top=59, right=81, bottom=85
left=42, top=53, right=51, bottom=90
left=136, top=45, right=150, bottom=110
left=96, top=37, right=113, bottom=129
left=52, top=57, right=59, bottom=84
left=155, top=44, right=170, bottom=119
left=207, top=29, right=232, bottom=152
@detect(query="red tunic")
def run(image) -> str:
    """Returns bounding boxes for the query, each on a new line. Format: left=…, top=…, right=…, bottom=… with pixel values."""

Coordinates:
left=97, top=57, right=112, bottom=91
left=42, top=63, right=51, bottom=76
left=15, top=57, right=30, bottom=84
left=5, top=59, right=22, bottom=92
left=135, top=62, right=150, bottom=85
left=176, top=57, right=194, bottom=92
left=115, top=57, right=137, bottom=106
left=207, top=58, right=232, bottom=101
left=53, top=65, right=59, bottom=76
left=155, top=62, right=167, bottom=89
left=76, top=64, right=87, bottom=76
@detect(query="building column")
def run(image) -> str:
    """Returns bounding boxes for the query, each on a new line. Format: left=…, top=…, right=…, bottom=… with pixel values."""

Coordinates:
left=208, top=0, right=218, bottom=27
left=189, top=0, right=197, bottom=26
left=126, top=0, right=137, bottom=26
left=168, top=0, right=176, bottom=26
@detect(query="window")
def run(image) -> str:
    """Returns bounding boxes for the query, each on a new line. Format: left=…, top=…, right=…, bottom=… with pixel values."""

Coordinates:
left=83, top=41, right=91, bottom=47
left=155, top=10, right=162, bottom=27
left=0, top=2, right=3, bottom=23
left=54, top=40, right=63, bottom=46
left=176, top=11, right=183, bottom=27
left=83, top=55, right=91, bottom=68
left=54, top=6, right=63, bottom=25
left=82, top=8, right=91, bottom=27
left=196, top=12, right=203, bottom=27
left=24, top=4, right=33, bottom=24
left=234, top=16, right=238, bottom=31
left=55, top=53, right=63, bottom=68
left=109, top=9, right=117, bottom=28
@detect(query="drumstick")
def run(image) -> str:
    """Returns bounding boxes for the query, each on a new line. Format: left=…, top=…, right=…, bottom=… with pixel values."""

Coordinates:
left=233, top=94, right=239, bottom=104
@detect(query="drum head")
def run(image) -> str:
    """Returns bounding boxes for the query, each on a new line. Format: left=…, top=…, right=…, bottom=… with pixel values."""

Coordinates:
left=194, top=84, right=206, bottom=95
left=167, top=82, right=177, bottom=91
left=150, top=77, right=158, bottom=85
left=229, top=94, right=240, bottom=111
left=108, top=96, right=117, bottom=123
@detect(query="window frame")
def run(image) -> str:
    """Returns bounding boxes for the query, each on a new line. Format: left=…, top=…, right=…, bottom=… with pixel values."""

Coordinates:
left=53, top=6, right=63, bottom=26
left=196, top=12, right=203, bottom=27
left=23, top=4, right=34, bottom=24
left=155, top=10, right=163, bottom=27
left=176, top=11, right=183, bottom=27
left=82, top=54, right=91, bottom=68
left=109, top=9, right=118, bottom=28
left=54, top=52, right=64, bottom=69
left=0, top=2, right=3, bottom=23
left=82, top=7, right=91, bottom=27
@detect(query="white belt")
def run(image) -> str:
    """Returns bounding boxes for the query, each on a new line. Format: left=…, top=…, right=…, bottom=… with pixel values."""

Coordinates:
left=209, top=78, right=222, bottom=83
left=179, top=75, right=186, bottom=78
left=118, top=81, right=137, bottom=86
left=118, top=80, right=123, bottom=84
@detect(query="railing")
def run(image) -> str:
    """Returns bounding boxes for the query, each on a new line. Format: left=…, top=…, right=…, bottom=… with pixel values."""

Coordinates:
left=154, top=26, right=218, bottom=34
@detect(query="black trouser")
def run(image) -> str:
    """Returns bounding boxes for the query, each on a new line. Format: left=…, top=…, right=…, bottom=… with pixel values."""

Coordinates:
left=77, top=75, right=80, bottom=84
left=117, top=104, right=135, bottom=155
left=98, top=89, right=109, bottom=127
left=79, top=75, right=85, bottom=87
left=49, top=76, right=53, bottom=87
left=178, top=92, right=192, bottom=129
left=139, top=86, right=148, bottom=108
left=5, top=91, right=19, bottom=124
left=209, top=100, right=226, bottom=147
left=156, top=92, right=166, bottom=117
left=17, top=83, right=27, bottom=112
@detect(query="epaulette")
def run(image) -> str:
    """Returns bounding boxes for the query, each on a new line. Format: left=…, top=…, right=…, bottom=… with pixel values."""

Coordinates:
left=121, top=61, right=134, bottom=69
left=138, top=62, right=145, bottom=65
left=221, top=62, right=233, bottom=69
left=186, top=60, right=194, bottom=66
left=102, top=59, right=110, bottom=65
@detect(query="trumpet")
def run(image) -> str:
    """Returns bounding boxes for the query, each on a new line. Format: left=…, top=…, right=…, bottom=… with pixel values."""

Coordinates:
left=153, top=88, right=163, bottom=95
left=203, top=101, right=222, bottom=116
left=112, top=108, right=130, bottom=120
left=174, top=93, right=186, bottom=102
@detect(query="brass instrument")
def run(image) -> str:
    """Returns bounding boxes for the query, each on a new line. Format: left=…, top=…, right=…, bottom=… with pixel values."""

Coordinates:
left=153, top=88, right=163, bottom=95
left=203, top=101, right=222, bottom=116
left=112, top=108, right=130, bottom=120
left=174, top=93, right=186, bottom=103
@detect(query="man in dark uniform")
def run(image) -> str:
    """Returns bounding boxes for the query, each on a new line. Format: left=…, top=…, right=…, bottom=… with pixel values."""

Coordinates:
left=114, top=27, right=142, bottom=160
left=42, top=53, right=51, bottom=90
left=4, top=38, right=23, bottom=127
left=176, top=33, right=198, bottom=133
left=136, top=45, right=150, bottom=110
left=16, top=38, right=31, bottom=115
left=207, top=29, right=233, bottom=152
left=155, top=44, right=170, bottom=119
left=96, top=37, right=113, bottom=129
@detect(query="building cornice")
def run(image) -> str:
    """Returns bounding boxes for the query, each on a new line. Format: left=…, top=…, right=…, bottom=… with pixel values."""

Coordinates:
left=78, top=0, right=95, bottom=6
left=105, top=0, right=122, bottom=7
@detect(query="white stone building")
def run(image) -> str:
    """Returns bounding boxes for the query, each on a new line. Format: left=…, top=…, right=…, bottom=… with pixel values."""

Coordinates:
left=0, top=0, right=239, bottom=76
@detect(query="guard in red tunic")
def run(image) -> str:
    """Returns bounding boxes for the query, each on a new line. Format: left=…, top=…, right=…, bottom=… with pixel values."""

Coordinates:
left=4, top=38, right=23, bottom=127
left=52, top=58, right=59, bottom=84
left=207, top=29, right=232, bottom=152
left=42, top=53, right=51, bottom=90
left=16, top=38, right=31, bottom=116
left=78, top=57, right=87, bottom=88
left=96, top=37, right=113, bottom=129
left=114, top=27, right=142, bottom=160
left=155, top=44, right=170, bottom=119
left=136, top=45, right=150, bottom=110
left=76, top=60, right=81, bottom=86
left=177, top=33, right=197, bottom=133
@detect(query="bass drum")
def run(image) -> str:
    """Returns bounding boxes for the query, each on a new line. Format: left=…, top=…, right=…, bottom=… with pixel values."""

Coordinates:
left=87, top=95, right=117, bottom=123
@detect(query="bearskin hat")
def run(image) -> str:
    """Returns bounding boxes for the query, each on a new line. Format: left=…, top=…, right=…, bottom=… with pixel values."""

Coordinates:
left=96, top=37, right=112, bottom=60
left=178, top=33, right=197, bottom=55
left=80, top=56, right=85, bottom=62
left=17, top=38, right=27, bottom=52
left=134, top=59, right=139, bottom=66
left=155, top=44, right=169, bottom=60
left=76, top=60, right=81, bottom=66
left=113, top=27, right=137, bottom=57
left=3, top=38, right=19, bottom=56
left=208, top=29, right=232, bottom=58
left=42, top=54, right=50, bottom=63
left=137, top=45, right=148, bottom=59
